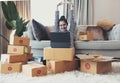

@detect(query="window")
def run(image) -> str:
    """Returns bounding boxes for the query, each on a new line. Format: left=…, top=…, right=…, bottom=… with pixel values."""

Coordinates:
left=31, top=0, right=63, bottom=25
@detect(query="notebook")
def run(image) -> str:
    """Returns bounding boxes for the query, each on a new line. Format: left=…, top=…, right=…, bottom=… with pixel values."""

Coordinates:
left=50, top=31, right=72, bottom=48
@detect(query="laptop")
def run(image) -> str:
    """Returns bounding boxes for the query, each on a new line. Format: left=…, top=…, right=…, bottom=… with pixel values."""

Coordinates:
left=50, top=31, right=73, bottom=48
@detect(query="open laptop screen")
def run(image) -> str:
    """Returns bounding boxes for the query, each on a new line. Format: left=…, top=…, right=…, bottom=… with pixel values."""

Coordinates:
left=50, top=32, right=71, bottom=48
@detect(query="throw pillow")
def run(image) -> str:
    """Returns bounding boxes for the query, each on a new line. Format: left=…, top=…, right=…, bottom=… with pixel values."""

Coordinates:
left=97, top=19, right=115, bottom=31
left=26, top=23, right=35, bottom=40
left=32, top=19, right=50, bottom=41
left=87, top=26, right=104, bottom=40
left=108, top=24, right=120, bottom=40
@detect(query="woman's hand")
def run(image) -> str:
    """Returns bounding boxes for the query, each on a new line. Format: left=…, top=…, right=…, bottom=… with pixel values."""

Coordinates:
left=56, top=0, right=74, bottom=10
left=57, top=1, right=63, bottom=10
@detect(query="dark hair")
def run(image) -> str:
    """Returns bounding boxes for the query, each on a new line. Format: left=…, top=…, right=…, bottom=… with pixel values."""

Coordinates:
left=58, top=16, right=68, bottom=25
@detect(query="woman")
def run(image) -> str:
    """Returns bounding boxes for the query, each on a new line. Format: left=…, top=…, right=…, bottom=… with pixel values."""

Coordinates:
left=54, top=1, right=75, bottom=34
left=54, top=1, right=76, bottom=47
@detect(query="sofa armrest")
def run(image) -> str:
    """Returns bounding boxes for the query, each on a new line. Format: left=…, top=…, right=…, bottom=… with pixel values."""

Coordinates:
left=24, top=24, right=34, bottom=40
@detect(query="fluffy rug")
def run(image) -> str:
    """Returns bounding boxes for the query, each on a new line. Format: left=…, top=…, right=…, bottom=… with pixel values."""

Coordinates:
left=0, top=62, right=120, bottom=83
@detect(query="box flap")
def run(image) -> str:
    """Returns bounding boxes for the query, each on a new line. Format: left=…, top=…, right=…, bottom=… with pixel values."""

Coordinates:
left=76, top=54, right=94, bottom=60
left=76, top=54, right=117, bottom=62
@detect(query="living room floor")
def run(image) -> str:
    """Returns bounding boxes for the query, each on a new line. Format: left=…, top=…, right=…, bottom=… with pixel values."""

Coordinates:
left=0, top=62, right=120, bottom=83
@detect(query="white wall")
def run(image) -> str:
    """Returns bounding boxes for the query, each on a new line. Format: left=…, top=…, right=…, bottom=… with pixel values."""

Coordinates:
left=31, top=0, right=120, bottom=25
left=94, top=0, right=120, bottom=24
left=31, top=0, right=63, bottom=25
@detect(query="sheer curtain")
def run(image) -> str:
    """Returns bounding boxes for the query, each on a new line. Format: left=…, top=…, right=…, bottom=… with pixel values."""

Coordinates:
left=0, top=0, right=31, bottom=54
left=64, top=0, right=94, bottom=25
left=15, top=0, right=31, bottom=20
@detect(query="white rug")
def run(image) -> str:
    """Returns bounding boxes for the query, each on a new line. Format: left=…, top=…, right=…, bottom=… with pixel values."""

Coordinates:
left=0, top=62, right=120, bottom=83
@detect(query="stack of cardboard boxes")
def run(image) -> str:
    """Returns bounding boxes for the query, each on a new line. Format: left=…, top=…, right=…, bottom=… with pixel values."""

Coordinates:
left=0, top=36, right=31, bottom=73
left=0, top=36, right=47, bottom=77
left=0, top=36, right=117, bottom=76
left=44, top=47, right=79, bottom=74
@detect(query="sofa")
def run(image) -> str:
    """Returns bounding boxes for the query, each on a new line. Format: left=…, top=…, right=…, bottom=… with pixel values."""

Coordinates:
left=25, top=22, right=120, bottom=58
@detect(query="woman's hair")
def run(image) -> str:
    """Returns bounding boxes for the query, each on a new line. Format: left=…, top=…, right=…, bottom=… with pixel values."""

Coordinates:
left=58, top=16, right=68, bottom=25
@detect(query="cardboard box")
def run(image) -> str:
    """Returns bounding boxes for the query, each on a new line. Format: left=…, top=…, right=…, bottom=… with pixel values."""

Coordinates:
left=14, top=36, right=30, bottom=46
left=46, top=59, right=78, bottom=74
left=1, top=54, right=27, bottom=63
left=0, top=62, right=22, bottom=74
left=7, top=45, right=30, bottom=54
left=22, top=62, right=47, bottom=77
left=80, top=60, right=112, bottom=74
left=79, top=31, right=93, bottom=41
left=27, top=46, right=31, bottom=53
left=26, top=53, right=33, bottom=60
left=79, top=35, right=88, bottom=40
left=44, top=47, right=75, bottom=61
left=76, top=54, right=116, bottom=74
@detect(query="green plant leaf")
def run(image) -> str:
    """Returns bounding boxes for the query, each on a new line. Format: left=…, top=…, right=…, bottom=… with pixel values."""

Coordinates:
left=7, top=1, right=19, bottom=20
left=5, top=21, right=13, bottom=30
left=1, top=1, right=11, bottom=21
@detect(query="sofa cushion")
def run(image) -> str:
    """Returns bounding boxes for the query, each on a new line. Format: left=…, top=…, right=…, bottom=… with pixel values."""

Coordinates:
left=75, top=40, right=120, bottom=50
left=26, top=23, right=35, bottom=40
left=32, top=19, right=50, bottom=41
left=30, top=40, right=50, bottom=49
left=45, top=26, right=54, bottom=38
left=108, top=24, right=120, bottom=40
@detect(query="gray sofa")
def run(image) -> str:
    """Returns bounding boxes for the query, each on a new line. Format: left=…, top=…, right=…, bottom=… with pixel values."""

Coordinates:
left=25, top=25, right=120, bottom=58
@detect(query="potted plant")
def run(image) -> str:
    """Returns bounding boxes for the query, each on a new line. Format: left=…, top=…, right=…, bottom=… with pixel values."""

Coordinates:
left=1, top=1, right=29, bottom=36
left=1, top=1, right=29, bottom=44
